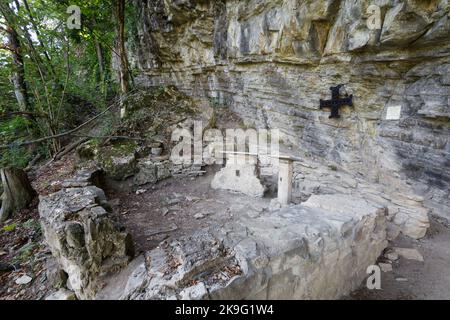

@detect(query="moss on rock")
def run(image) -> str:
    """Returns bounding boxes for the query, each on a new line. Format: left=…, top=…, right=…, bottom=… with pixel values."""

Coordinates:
left=95, top=141, right=139, bottom=181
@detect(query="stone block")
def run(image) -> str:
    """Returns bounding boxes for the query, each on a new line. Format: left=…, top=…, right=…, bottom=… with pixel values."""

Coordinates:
left=39, top=186, right=134, bottom=299
left=211, top=162, right=265, bottom=197
left=134, top=160, right=157, bottom=185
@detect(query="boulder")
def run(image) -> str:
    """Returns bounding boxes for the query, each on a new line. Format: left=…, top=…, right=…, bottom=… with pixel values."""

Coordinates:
left=156, top=161, right=172, bottom=180
left=394, top=247, right=424, bottom=262
left=95, top=143, right=138, bottom=181
left=61, top=168, right=103, bottom=188
left=134, top=160, right=158, bottom=185
left=45, top=289, right=77, bottom=300
left=39, top=186, right=134, bottom=299
left=100, top=154, right=137, bottom=181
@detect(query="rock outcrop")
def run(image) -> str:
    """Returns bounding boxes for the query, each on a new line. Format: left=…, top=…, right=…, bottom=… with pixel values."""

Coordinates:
left=96, top=194, right=387, bottom=300
left=131, top=0, right=450, bottom=232
left=291, top=157, right=431, bottom=239
left=38, top=169, right=134, bottom=299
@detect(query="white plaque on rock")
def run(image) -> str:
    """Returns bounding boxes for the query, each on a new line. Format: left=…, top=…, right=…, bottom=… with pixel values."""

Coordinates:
left=386, top=105, right=402, bottom=120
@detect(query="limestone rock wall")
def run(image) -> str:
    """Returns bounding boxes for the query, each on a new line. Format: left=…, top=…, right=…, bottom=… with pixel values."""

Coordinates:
left=131, top=0, right=450, bottom=224
left=38, top=169, right=134, bottom=299
left=97, top=194, right=387, bottom=300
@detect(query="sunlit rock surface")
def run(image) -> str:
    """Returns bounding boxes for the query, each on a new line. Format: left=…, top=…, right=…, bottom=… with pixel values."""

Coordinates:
left=38, top=170, right=134, bottom=299
left=131, top=0, right=450, bottom=233
left=96, top=194, right=387, bottom=300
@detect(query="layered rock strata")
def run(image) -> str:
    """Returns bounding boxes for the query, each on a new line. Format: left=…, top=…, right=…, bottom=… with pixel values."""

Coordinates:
left=131, top=0, right=450, bottom=229
left=38, top=169, right=134, bottom=299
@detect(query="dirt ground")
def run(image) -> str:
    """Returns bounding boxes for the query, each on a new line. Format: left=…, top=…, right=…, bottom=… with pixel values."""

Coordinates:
left=105, top=166, right=272, bottom=254
left=0, top=156, right=78, bottom=300
left=347, top=216, right=450, bottom=300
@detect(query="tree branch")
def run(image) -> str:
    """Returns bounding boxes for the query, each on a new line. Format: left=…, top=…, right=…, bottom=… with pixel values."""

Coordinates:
left=0, top=42, right=14, bottom=52
left=0, top=103, right=117, bottom=150
left=0, top=25, right=12, bottom=34
left=70, top=134, right=155, bottom=142
left=0, top=111, right=48, bottom=120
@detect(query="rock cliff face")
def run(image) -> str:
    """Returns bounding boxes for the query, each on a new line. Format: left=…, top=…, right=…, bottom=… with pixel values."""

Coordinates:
left=131, top=1, right=450, bottom=228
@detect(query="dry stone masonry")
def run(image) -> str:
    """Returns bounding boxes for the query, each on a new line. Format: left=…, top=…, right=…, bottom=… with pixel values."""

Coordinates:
left=97, top=194, right=387, bottom=300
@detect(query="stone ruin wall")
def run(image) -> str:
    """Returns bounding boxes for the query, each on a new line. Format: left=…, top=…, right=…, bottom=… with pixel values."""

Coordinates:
left=97, top=194, right=388, bottom=300
left=131, top=0, right=450, bottom=224
left=39, top=167, right=389, bottom=300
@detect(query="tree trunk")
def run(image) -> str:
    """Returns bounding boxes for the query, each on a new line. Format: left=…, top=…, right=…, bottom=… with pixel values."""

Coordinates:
left=116, top=0, right=129, bottom=95
left=0, top=168, right=36, bottom=222
left=1, top=1, right=34, bottom=118
left=115, top=0, right=130, bottom=118
left=22, top=0, right=54, bottom=75
left=95, top=39, right=105, bottom=78
left=6, top=26, right=30, bottom=113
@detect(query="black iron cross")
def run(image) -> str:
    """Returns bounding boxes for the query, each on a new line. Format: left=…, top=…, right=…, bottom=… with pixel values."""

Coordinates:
left=319, top=84, right=353, bottom=119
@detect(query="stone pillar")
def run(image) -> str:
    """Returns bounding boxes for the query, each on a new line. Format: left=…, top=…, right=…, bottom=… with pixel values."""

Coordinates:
left=278, top=158, right=293, bottom=205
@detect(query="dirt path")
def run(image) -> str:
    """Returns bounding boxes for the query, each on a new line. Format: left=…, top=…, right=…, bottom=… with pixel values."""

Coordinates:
left=348, top=216, right=450, bottom=300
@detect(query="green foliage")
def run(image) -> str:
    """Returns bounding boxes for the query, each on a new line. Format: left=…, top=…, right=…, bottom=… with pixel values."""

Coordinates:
left=0, top=219, right=40, bottom=234
left=0, top=56, right=17, bottom=112
left=23, top=218, right=41, bottom=233
left=155, top=85, right=167, bottom=98
left=0, top=0, right=135, bottom=168
left=0, top=116, right=32, bottom=168
left=12, top=241, right=38, bottom=264
left=329, top=164, right=338, bottom=171
left=0, top=146, right=31, bottom=169
left=209, top=97, right=229, bottom=109
left=95, top=112, right=120, bottom=139
left=2, top=222, right=17, bottom=232
left=0, top=115, right=30, bottom=136
left=1, top=219, right=41, bottom=264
